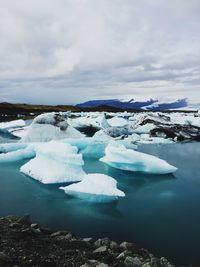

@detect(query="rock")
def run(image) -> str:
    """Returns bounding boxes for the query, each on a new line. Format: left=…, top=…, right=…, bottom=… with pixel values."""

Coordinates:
left=124, top=256, right=142, bottom=267
left=0, top=215, right=175, bottom=267
left=120, top=241, right=134, bottom=251
left=65, top=233, right=73, bottom=240
left=50, top=231, right=68, bottom=237
left=80, top=264, right=92, bottom=267
left=150, top=257, right=159, bottom=267
left=9, top=222, right=21, bottom=228
left=21, top=228, right=32, bottom=235
left=160, top=257, right=174, bottom=267
left=0, top=252, right=11, bottom=263
left=117, top=250, right=133, bottom=259
left=96, top=263, right=110, bottom=267
left=94, top=238, right=111, bottom=247
left=93, top=246, right=108, bottom=253
left=82, top=237, right=93, bottom=243
left=31, top=223, right=39, bottom=229
left=142, top=263, right=151, bottom=267
left=17, top=215, right=32, bottom=225
left=31, top=228, right=42, bottom=235
left=109, top=241, right=119, bottom=251
left=150, top=125, right=200, bottom=141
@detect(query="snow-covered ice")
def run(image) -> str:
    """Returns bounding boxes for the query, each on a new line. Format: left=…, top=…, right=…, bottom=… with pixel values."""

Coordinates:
left=0, top=146, right=35, bottom=162
left=8, top=126, right=29, bottom=138
left=0, top=120, right=25, bottom=131
left=60, top=173, right=125, bottom=202
left=132, top=123, right=156, bottom=134
left=21, top=113, right=83, bottom=142
left=107, top=117, right=128, bottom=128
left=20, top=141, right=85, bottom=184
left=100, top=142, right=177, bottom=174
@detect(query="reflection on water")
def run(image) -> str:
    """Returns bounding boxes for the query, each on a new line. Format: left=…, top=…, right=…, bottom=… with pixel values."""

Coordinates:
left=0, top=142, right=200, bottom=265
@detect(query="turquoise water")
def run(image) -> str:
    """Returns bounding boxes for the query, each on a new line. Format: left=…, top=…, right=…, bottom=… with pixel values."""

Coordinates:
left=0, top=142, right=200, bottom=265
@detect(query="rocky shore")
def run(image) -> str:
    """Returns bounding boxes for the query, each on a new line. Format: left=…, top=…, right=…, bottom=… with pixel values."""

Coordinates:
left=0, top=215, right=175, bottom=267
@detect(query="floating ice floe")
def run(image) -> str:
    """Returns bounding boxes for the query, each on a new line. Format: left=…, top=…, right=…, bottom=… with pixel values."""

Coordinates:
left=21, top=113, right=83, bottom=142
left=60, top=173, right=125, bottom=202
left=100, top=142, right=177, bottom=174
left=69, top=114, right=106, bottom=129
left=107, top=117, right=128, bottom=128
left=93, top=129, right=113, bottom=141
left=60, top=137, right=108, bottom=158
left=8, top=126, right=29, bottom=138
left=132, top=123, right=156, bottom=134
left=124, top=133, right=174, bottom=144
left=20, top=141, right=85, bottom=184
left=0, top=119, right=25, bottom=131
left=0, top=146, right=35, bottom=162
left=0, top=143, right=28, bottom=153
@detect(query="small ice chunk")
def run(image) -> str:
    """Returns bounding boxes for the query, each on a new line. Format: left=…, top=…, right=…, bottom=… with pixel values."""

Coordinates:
left=132, top=123, right=156, bottom=134
left=60, top=173, right=125, bottom=202
left=93, top=130, right=113, bottom=141
left=107, top=117, right=128, bottom=127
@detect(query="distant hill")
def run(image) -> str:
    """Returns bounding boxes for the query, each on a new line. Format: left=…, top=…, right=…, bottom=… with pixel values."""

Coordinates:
left=0, top=98, right=195, bottom=122
left=76, top=98, right=188, bottom=110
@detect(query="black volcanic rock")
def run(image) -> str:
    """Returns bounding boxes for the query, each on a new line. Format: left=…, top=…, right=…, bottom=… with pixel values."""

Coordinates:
left=0, top=215, right=175, bottom=267
left=150, top=125, right=200, bottom=141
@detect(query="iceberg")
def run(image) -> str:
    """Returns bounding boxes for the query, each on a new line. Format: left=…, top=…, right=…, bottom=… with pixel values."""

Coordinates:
left=21, top=113, right=83, bottom=143
left=8, top=126, right=29, bottom=138
left=0, top=119, right=25, bottom=131
left=0, top=143, right=28, bottom=153
left=60, top=173, right=125, bottom=202
left=100, top=142, right=177, bottom=174
left=107, top=117, right=128, bottom=128
left=20, top=141, right=85, bottom=184
left=0, top=146, right=35, bottom=163
left=69, top=114, right=105, bottom=129
left=132, top=123, right=156, bottom=134
left=93, top=130, right=113, bottom=141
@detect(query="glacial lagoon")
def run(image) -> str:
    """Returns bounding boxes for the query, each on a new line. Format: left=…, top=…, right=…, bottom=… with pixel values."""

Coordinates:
left=0, top=142, right=200, bottom=266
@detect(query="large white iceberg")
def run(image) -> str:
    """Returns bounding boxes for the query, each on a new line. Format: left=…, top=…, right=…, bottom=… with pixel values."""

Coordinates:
left=100, top=142, right=177, bottom=174
left=20, top=141, right=85, bottom=184
left=60, top=173, right=125, bottom=202
left=21, top=113, right=83, bottom=143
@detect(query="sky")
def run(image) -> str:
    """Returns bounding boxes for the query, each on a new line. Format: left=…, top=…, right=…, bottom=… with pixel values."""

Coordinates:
left=0, top=0, right=199, bottom=105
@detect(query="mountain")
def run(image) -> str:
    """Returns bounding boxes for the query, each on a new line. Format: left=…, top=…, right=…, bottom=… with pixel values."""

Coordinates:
left=76, top=98, right=188, bottom=110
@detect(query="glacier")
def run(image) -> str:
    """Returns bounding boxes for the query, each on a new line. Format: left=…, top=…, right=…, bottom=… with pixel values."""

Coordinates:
left=20, top=141, right=85, bottom=184
left=100, top=142, right=177, bottom=174
left=60, top=173, right=125, bottom=202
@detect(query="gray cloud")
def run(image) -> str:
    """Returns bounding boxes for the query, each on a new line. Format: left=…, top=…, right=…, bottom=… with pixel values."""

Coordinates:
left=0, top=0, right=199, bottom=104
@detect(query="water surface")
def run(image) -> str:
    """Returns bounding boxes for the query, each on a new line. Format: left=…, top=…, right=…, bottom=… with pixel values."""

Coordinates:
left=0, top=142, right=200, bottom=265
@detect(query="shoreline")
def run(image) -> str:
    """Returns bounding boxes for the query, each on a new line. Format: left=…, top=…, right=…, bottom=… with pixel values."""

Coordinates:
left=0, top=215, right=175, bottom=267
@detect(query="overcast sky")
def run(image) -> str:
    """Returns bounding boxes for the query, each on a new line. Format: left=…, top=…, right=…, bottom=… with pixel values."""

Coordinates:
left=0, top=0, right=199, bottom=105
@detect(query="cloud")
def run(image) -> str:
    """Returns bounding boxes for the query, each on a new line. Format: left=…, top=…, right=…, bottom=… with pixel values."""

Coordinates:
left=0, top=0, right=199, bottom=104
